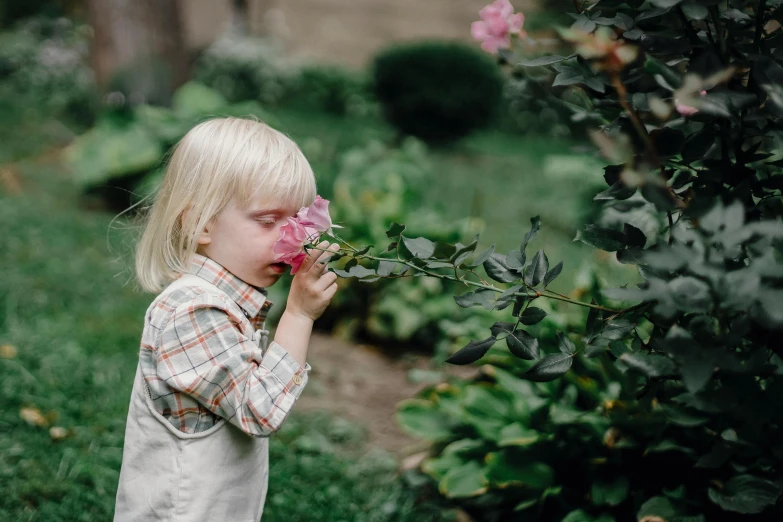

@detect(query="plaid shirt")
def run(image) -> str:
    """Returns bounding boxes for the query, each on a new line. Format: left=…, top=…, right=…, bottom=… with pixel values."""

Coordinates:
left=139, top=254, right=310, bottom=436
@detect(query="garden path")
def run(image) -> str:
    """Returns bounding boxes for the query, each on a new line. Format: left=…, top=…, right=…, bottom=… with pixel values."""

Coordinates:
left=293, top=332, right=477, bottom=456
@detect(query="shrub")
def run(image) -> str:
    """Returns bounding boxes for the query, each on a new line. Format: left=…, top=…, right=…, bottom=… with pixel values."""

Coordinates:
left=371, top=41, right=504, bottom=144
left=193, top=34, right=296, bottom=105
left=287, top=64, right=372, bottom=117
left=321, top=1, right=783, bottom=520
left=0, top=17, right=96, bottom=128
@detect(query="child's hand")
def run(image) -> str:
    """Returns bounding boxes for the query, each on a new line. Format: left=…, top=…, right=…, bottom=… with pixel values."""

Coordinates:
left=286, top=241, right=340, bottom=322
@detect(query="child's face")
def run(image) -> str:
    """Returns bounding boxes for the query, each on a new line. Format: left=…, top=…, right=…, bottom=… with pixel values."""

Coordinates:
left=197, top=196, right=301, bottom=288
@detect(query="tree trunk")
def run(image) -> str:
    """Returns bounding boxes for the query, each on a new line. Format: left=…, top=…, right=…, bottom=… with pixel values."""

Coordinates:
left=87, top=0, right=188, bottom=106
left=231, top=0, right=249, bottom=35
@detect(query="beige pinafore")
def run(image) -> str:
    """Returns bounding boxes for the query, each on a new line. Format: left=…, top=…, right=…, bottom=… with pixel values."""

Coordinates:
left=114, top=274, right=271, bottom=521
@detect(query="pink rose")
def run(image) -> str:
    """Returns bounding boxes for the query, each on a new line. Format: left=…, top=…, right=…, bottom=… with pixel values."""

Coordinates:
left=296, top=195, right=333, bottom=236
left=471, top=0, right=526, bottom=54
left=675, top=90, right=707, bottom=116
left=274, top=217, right=309, bottom=274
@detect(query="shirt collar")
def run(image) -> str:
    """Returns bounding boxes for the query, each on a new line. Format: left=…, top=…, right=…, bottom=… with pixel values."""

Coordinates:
left=188, top=254, right=272, bottom=320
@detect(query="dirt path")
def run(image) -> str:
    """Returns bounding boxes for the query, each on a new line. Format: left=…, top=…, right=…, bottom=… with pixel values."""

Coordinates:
left=292, top=332, right=477, bottom=456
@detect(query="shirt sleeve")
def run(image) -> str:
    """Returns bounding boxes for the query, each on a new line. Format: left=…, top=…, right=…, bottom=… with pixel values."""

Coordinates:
left=156, top=292, right=310, bottom=437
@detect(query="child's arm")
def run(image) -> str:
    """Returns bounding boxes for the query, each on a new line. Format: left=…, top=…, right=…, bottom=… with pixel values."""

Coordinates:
left=273, top=240, right=340, bottom=367
left=153, top=242, right=339, bottom=437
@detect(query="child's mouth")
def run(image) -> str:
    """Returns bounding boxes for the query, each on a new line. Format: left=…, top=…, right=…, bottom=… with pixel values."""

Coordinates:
left=271, top=262, right=287, bottom=273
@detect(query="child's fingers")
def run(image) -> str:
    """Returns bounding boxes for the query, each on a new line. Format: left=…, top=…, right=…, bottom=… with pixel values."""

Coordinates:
left=314, top=271, right=338, bottom=291
left=312, top=243, right=339, bottom=275
left=299, top=241, right=329, bottom=274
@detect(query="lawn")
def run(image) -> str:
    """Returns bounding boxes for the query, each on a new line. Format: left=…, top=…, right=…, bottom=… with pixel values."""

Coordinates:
left=0, top=163, right=452, bottom=521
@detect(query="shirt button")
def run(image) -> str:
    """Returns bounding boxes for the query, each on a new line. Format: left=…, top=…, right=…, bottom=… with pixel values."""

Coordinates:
left=292, top=374, right=303, bottom=385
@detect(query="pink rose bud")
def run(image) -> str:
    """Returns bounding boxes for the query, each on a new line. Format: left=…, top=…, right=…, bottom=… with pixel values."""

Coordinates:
left=472, top=0, right=526, bottom=54
left=274, top=217, right=309, bottom=274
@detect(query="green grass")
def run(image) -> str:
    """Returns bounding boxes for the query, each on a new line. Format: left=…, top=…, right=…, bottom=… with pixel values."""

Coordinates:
left=0, top=167, right=453, bottom=521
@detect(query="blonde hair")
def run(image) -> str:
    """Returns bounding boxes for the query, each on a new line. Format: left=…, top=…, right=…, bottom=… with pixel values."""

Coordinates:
left=135, top=117, right=316, bottom=293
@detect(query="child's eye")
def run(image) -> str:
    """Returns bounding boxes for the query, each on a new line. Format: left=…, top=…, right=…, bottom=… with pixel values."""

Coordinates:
left=257, top=218, right=278, bottom=227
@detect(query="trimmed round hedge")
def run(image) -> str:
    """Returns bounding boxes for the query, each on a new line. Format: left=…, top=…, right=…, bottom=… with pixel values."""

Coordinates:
left=371, top=41, right=504, bottom=144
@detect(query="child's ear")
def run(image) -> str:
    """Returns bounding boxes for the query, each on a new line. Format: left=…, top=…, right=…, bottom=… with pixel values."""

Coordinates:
left=182, top=205, right=211, bottom=246
left=197, top=226, right=211, bottom=246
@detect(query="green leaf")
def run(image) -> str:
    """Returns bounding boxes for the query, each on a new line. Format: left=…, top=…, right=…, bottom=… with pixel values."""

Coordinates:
left=445, top=337, right=497, bottom=365
left=669, top=276, right=713, bottom=312
left=644, top=55, right=682, bottom=89
left=523, top=249, right=548, bottom=286
left=637, top=496, right=679, bottom=519
left=660, top=404, right=709, bottom=427
left=485, top=452, right=555, bottom=489
left=506, top=249, right=526, bottom=271
left=681, top=2, right=708, bottom=20
left=620, top=352, right=676, bottom=377
left=592, top=476, right=629, bottom=506
left=542, top=261, right=563, bottom=287
left=333, top=265, right=377, bottom=279
left=708, top=475, right=782, bottom=514
left=520, top=307, right=547, bottom=325
left=623, top=223, right=647, bottom=248
left=506, top=330, right=540, bottom=360
left=469, top=245, right=495, bottom=267
left=484, top=254, right=518, bottom=283
left=517, top=55, right=566, bottom=67
left=396, top=399, right=453, bottom=440
left=650, top=0, right=682, bottom=8
left=521, top=216, right=540, bottom=254
left=454, top=288, right=495, bottom=309
left=523, top=354, right=573, bottom=382
left=376, top=260, right=400, bottom=277
left=450, top=237, right=478, bottom=265
left=438, top=461, right=489, bottom=498
left=576, top=225, right=627, bottom=252
left=172, top=81, right=228, bottom=117
left=65, top=122, right=163, bottom=187
left=385, top=222, right=405, bottom=238
left=401, top=236, right=435, bottom=259
left=498, top=423, right=541, bottom=447
left=556, top=332, right=576, bottom=355
left=490, top=321, right=515, bottom=337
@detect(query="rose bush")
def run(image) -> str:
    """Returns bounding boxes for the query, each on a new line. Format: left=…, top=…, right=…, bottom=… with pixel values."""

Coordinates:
left=290, top=1, right=783, bottom=519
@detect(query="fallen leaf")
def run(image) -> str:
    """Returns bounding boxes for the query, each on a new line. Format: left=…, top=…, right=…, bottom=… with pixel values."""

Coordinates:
left=0, top=344, right=17, bottom=359
left=49, top=426, right=70, bottom=441
left=20, top=407, right=48, bottom=427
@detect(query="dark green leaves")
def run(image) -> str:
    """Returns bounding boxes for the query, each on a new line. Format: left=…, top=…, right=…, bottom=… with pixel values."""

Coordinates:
left=708, top=475, right=782, bottom=514
left=523, top=353, right=573, bottom=382
left=385, top=222, right=405, bottom=238
left=523, top=249, right=548, bottom=286
left=445, top=337, right=497, bottom=365
left=521, top=216, right=540, bottom=254
left=517, top=55, right=566, bottom=67
left=519, top=307, right=547, bottom=325
left=484, top=254, right=518, bottom=283
left=470, top=245, right=495, bottom=268
left=542, top=261, right=563, bottom=287
left=506, top=330, right=539, bottom=360
left=454, top=288, right=495, bottom=309
left=556, top=332, right=576, bottom=355
left=401, top=236, right=435, bottom=259
left=576, top=224, right=628, bottom=252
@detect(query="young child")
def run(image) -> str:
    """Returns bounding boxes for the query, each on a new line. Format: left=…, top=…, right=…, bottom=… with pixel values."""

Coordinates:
left=114, top=117, right=339, bottom=521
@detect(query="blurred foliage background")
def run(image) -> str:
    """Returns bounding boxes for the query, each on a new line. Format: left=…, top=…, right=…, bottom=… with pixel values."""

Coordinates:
left=0, top=0, right=642, bottom=520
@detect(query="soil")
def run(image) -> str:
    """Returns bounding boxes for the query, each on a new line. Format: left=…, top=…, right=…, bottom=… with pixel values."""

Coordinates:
left=291, top=332, right=478, bottom=456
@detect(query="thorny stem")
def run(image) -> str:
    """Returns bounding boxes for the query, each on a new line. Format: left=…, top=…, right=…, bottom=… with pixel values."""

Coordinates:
left=309, top=242, right=637, bottom=316
left=754, top=0, right=768, bottom=53
left=610, top=72, right=659, bottom=166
